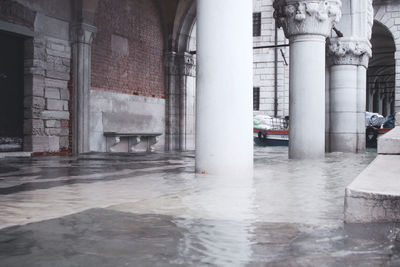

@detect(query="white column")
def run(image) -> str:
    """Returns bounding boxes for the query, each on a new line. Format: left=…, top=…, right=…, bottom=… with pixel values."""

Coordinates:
left=71, top=23, right=96, bottom=154
left=328, top=38, right=371, bottom=152
left=196, top=0, right=253, bottom=175
left=274, top=0, right=342, bottom=159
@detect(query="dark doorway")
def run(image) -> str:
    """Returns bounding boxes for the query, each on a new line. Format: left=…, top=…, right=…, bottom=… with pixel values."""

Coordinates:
left=0, top=31, right=24, bottom=152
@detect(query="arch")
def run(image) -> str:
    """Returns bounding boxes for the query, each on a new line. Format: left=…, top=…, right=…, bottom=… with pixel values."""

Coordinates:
left=173, top=0, right=196, bottom=53
left=367, top=19, right=396, bottom=114
left=374, top=5, right=400, bottom=112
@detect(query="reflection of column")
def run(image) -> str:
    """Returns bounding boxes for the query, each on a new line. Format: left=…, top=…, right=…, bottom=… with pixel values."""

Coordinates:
left=328, top=38, right=371, bottom=152
left=196, top=0, right=253, bottom=175
left=71, top=23, right=96, bottom=154
left=274, top=0, right=342, bottom=159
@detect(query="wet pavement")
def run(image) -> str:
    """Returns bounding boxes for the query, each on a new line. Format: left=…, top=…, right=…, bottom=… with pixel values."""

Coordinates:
left=0, top=147, right=400, bottom=266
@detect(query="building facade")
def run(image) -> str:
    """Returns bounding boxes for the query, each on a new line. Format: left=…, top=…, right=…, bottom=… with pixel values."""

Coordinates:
left=0, top=0, right=399, bottom=157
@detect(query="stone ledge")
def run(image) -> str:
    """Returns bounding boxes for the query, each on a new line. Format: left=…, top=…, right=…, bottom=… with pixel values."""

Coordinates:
left=344, top=155, right=400, bottom=223
left=377, top=126, right=400, bottom=154
left=0, top=152, right=32, bottom=159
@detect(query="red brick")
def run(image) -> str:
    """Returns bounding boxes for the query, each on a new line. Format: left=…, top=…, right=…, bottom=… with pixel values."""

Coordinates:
left=91, top=0, right=165, bottom=99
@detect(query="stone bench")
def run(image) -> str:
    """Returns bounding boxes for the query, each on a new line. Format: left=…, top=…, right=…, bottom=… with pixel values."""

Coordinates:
left=102, top=112, right=163, bottom=153
left=104, top=132, right=162, bottom=153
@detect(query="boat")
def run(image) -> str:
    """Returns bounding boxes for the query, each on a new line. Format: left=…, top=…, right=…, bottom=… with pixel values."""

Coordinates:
left=254, top=128, right=289, bottom=146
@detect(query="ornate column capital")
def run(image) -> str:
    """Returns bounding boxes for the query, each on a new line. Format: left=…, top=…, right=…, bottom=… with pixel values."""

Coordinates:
left=327, top=37, right=372, bottom=67
left=70, top=23, right=97, bottom=45
left=273, top=0, right=342, bottom=38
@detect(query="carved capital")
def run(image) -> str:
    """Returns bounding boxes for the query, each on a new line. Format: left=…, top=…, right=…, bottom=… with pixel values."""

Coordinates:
left=178, top=52, right=196, bottom=77
left=273, top=0, right=342, bottom=38
left=70, top=23, right=97, bottom=45
left=165, top=52, right=196, bottom=76
left=327, top=37, right=372, bottom=67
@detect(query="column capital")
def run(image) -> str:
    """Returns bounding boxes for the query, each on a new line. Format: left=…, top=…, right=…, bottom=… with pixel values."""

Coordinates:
left=327, top=37, right=372, bottom=67
left=70, top=23, right=97, bottom=45
left=273, top=0, right=342, bottom=38
left=164, top=52, right=196, bottom=76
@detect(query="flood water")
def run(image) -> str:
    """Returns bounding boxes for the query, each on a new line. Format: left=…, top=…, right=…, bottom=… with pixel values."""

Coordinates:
left=0, top=147, right=400, bottom=266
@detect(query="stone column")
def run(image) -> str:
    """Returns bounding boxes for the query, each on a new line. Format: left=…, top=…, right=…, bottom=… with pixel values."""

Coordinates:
left=70, top=23, right=96, bottom=154
left=328, top=38, right=371, bottom=152
left=274, top=0, right=342, bottom=159
left=164, top=52, right=180, bottom=151
left=196, top=0, right=253, bottom=175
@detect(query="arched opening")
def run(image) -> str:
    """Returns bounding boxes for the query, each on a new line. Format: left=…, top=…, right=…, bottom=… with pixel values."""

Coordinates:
left=367, top=21, right=396, bottom=116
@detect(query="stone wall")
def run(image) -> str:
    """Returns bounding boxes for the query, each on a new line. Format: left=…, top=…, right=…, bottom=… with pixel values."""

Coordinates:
left=253, top=0, right=289, bottom=117
left=91, top=0, right=165, bottom=98
left=1, top=1, right=72, bottom=154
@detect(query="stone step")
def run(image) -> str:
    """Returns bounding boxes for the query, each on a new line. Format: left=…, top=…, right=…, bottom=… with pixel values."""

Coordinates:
left=344, top=155, right=400, bottom=223
left=378, top=126, right=400, bottom=154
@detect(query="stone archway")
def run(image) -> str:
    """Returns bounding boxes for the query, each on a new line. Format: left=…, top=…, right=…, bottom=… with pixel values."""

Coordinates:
left=374, top=4, right=400, bottom=112
left=165, top=0, right=196, bottom=151
left=367, top=21, right=396, bottom=116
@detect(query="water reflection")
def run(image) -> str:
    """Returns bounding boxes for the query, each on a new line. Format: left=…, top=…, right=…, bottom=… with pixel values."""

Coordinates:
left=2, top=147, right=394, bottom=266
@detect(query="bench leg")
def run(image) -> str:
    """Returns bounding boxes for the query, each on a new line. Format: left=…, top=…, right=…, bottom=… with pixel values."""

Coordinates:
left=147, top=136, right=160, bottom=152
left=107, top=136, right=121, bottom=152
left=129, top=136, right=142, bottom=152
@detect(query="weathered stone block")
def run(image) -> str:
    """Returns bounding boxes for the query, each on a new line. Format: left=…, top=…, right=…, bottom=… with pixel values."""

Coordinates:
left=46, top=70, right=70, bottom=81
left=31, top=136, right=60, bottom=152
left=60, top=128, right=69, bottom=136
left=24, top=108, right=42, bottom=119
left=59, top=89, right=70, bottom=100
left=61, top=120, right=69, bottom=127
left=45, top=88, right=60, bottom=99
left=46, top=99, right=65, bottom=111
left=45, top=120, right=61, bottom=128
left=24, top=96, right=45, bottom=109
left=24, top=75, right=44, bottom=97
left=46, top=48, right=70, bottom=59
left=24, top=119, right=44, bottom=135
left=45, top=128, right=62, bottom=136
left=41, top=110, right=70, bottom=120
left=45, top=78, right=68, bottom=89
left=25, top=66, right=45, bottom=76
left=60, top=136, right=69, bottom=149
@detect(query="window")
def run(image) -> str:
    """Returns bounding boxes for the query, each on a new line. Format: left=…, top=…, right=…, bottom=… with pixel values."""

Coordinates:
left=253, top=87, right=260, bottom=111
left=253, top=12, right=261, bottom=37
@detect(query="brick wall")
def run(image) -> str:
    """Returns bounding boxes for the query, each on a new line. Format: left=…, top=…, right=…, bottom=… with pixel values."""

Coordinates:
left=91, top=0, right=165, bottom=98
